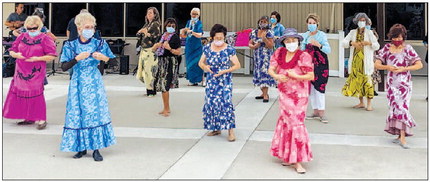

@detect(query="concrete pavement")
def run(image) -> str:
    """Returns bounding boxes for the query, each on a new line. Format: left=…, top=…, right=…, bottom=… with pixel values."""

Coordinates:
left=2, top=74, right=428, bottom=179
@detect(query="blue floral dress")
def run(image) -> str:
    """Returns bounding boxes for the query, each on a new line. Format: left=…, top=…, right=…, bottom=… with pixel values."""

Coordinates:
left=202, top=44, right=236, bottom=130
left=250, top=29, right=276, bottom=87
left=59, top=38, right=116, bottom=152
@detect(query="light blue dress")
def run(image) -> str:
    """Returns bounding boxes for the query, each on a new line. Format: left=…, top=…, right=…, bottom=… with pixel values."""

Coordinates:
left=202, top=44, right=236, bottom=130
left=59, top=37, right=116, bottom=152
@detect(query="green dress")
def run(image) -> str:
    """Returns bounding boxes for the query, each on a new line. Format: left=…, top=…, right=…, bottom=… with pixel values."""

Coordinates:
left=342, top=31, right=374, bottom=99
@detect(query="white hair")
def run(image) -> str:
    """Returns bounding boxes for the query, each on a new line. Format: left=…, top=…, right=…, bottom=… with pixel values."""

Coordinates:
left=191, top=8, right=200, bottom=16
left=24, top=16, right=43, bottom=31
left=80, top=9, right=88, bottom=14
left=74, top=12, right=96, bottom=28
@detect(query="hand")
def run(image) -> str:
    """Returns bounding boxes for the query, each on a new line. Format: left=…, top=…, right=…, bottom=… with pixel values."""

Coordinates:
left=392, top=66, right=407, bottom=73
left=361, top=41, right=371, bottom=46
left=286, top=70, right=298, bottom=79
left=351, top=41, right=363, bottom=49
left=251, top=42, right=261, bottom=49
left=25, top=56, right=40, bottom=62
left=187, top=29, right=193, bottom=34
left=203, top=65, right=213, bottom=74
left=11, top=52, right=25, bottom=59
left=387, top=65, right=398, bottom=72
left=75, top=52, right=90, bottom=61
left=163, top=42, right=171, bottom=51
left=275, top=74, right=288, bottom=82
left=92, top=52, right=109, bottom=62
left=154, top=42, right=162, bottom=49
left=214, top=70, right=226, bottom=77
left=310, top=39, right=321, bottom=48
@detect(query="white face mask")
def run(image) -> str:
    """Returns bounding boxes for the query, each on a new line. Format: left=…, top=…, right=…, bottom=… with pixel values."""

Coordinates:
left=358, top=21, right=366, bottom=28
left=285, top=42, right=299, bottom=52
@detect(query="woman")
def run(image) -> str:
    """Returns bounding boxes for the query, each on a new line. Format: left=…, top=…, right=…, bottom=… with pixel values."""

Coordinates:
left=136, top=7, right=161, bottom=97
left=3, top=15, right=57, bottom=129
left=59, top=12, right=116, bottom=161
left=249, top=16, right=276, bottom=103
left=270, top=11, right=286, bottom=49
left=366, top=19, right=382, bottom=96
left=183, top=8, right=204, bottom=86
left=341, top=13, right=379, bottom=111
left=374, top=24, right=423, bottom=149
left=269, top=28, right=314, bottom=174
left=198, top=24, right=241, bottom=142
left=301, top=13, right=331, bottom=123
left=152, top=18, right=182, bottom=117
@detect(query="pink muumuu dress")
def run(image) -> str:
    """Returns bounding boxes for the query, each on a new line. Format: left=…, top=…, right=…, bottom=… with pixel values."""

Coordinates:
left=270, top=47, right=314, bottom=164
left=3, top=33, right=57, bottom=121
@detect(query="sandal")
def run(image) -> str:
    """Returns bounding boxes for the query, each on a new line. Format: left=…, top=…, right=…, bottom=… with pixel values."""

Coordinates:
left=207, top=130, right=221, bottom=136
left=320, top=116, right=329, bottom=123
left=255, top=96, right=264, bottom=100
left=37, top=121, right=47, bottom=130
left=17, top=120, right=35, bottom=125
left=187, top=83, right=199, bottom=86
left=306, top=114, right=319, bottom=120
left=228, top=134, right=236, bottom=142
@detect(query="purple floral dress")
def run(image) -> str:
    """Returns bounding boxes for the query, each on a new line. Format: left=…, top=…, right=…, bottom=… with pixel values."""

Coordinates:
left=375, top=44, right=421, bottom=136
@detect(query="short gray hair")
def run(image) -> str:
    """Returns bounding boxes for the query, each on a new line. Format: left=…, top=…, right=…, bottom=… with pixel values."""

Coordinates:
left=191, top=8, right=200, bottom=16
left=74, top=12, right=96, bottom=28
left=353, top=12, right=371, bottom=25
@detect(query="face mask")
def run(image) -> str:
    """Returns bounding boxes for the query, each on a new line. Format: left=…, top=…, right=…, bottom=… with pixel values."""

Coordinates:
left=365, top=25, right=371, bottom=30
left=285, top=42, right=299, bottom=52
left=28, top=31, right=40, bottom=37
left=214, top=40, right=224, bottom=47
left=307, top=24, right=317, bottom=32
left=166, top=27, right=175, bottom=33
left=358, top=21, right=366, bottom=28
left=191, top=17, right=199, bottom=22
left=259, top=23, right=268, bottom=29
left=392, top=40, right=404, bottom=47
left=82, top=29, right=94, bottom=40
left=270, top=18, right=276, bottom=24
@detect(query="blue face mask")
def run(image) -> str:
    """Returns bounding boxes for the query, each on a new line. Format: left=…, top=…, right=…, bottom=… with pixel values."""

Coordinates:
left=166, top=27, right=175, bottom=33
left=82, top=29, right=94, bottom=40
left=365, top=25, right=371, bottom=30
left=191, top=17, right=199, bottom=22
left=308, top=24, right=317, bottom=32
left=270, top=18, right=277, bottom=24
left=28, top=31, right=41, bottom=37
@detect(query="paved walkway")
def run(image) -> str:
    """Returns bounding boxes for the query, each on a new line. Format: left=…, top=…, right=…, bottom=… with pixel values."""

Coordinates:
left=2, top=74, right=428, bottom=179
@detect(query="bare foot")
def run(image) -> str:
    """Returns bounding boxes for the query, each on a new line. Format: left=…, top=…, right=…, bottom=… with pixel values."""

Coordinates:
left=365, top=106, right=373, bottom=111
left=158, top=110, right=170, bottom=117
left=353, top=104, right=365, bottom=108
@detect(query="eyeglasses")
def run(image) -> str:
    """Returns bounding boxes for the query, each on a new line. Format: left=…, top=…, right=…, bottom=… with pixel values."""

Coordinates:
left=191, top=13, right=199, bottom=16
left=26, top=27, right=38, bottom=30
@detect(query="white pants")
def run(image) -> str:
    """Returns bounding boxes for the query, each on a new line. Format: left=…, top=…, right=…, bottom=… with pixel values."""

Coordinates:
left=310, top=86, right=325, bottom=110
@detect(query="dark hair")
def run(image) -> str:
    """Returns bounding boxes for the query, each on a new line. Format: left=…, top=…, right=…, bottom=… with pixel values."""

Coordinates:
left=15, top=3, right=24, bottom=12
left=164, top=18, right=177, bottom=32
left=32, top=10, right=45, bottom=22
left=270, top=11, right=281, bottom=23
left=387, top=23, right=407, bottom=40
left=257, top=16, right=270, bottom=29
left=210, top=24, right=227, bottom=38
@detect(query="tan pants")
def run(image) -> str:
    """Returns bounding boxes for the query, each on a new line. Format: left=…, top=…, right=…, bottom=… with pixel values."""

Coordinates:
left=136, top=48, right=158, bottom=90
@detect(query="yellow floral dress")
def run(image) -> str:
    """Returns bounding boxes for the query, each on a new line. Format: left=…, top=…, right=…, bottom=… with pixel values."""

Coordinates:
left=342, top=31, right=374, bottom=99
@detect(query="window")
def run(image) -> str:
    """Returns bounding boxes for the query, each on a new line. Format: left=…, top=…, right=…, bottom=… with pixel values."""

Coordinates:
left=125, top=3, right=162, bottom=37
left=385, top=3, right=426, bottom=40
left=89, top=3, right=124, bottom=37
left=343, top=3, right=377, bottom=35
left=23, top=3, right=50, bottom=29
left=164, top=3, right=201, bottom=31
left=51, top=3, right=86, bottom=36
